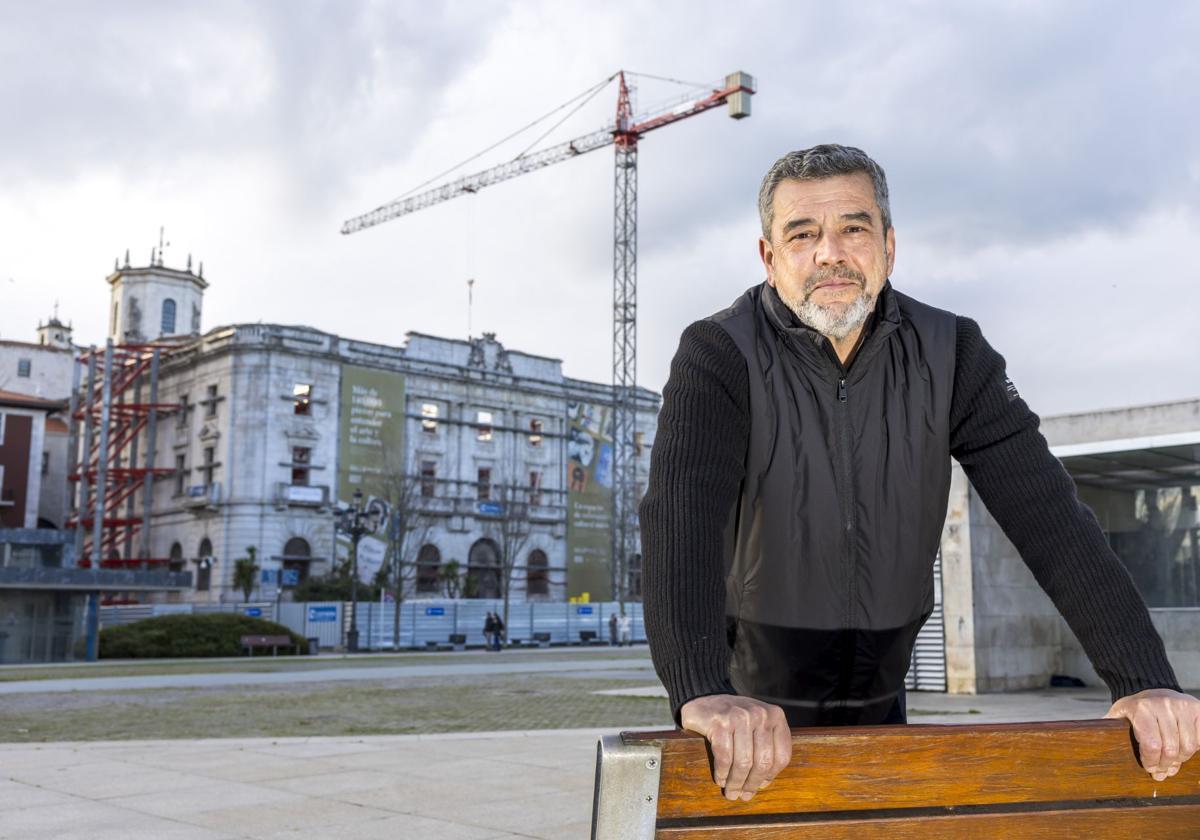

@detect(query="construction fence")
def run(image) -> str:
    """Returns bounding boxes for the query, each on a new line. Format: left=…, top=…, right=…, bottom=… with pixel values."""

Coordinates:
left=99, top=600, right=648, bottom=651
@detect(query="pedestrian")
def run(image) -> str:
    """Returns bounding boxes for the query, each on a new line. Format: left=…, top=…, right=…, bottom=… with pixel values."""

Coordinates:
left=641, top=144, right=1199, bottom=803
left=617, top=610, right=631, bottom=647
left=608, top=612, right=619, bottom=646
left=493, top=612, right=505, bottom=651
left=483, top=611, right=496, bottom=652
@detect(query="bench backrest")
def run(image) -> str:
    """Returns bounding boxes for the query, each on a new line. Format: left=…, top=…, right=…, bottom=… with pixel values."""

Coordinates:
left=592, top=720, right=1200, bottom=838
left=239, top=635, right=293, bottom=646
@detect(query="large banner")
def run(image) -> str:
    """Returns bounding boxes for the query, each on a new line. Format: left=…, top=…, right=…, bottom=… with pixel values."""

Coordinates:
left=337, top=365, right=406, bottom=584
left=565, top=400, right=614, bottom=599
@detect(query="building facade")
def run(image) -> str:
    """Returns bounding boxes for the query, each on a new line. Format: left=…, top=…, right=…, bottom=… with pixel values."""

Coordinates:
left=90, top=261, right=658, bottom=606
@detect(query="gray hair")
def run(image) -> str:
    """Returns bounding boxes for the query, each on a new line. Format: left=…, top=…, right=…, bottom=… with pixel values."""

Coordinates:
left=758, top=144, right=892, bottom=239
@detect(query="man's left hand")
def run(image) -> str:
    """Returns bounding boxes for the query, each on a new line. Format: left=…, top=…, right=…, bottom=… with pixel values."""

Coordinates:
left=1104, top=688, right=1200, bottom=781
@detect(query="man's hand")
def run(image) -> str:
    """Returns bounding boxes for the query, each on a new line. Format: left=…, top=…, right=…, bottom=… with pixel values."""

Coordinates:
left=1104, top=688, right=1200, bottom=781
left=680, top=694, right=792, bottom=802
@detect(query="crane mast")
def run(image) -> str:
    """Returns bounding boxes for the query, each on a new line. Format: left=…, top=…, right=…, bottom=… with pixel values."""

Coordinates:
left=343, top=70, right=755, bottom=604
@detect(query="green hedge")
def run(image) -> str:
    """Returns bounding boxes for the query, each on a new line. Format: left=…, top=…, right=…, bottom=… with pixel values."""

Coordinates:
left=98, top=613, right=309, bottom=659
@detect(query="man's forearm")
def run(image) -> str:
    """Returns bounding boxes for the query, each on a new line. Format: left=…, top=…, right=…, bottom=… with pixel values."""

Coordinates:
left=641, top=321, right=749, bottom=719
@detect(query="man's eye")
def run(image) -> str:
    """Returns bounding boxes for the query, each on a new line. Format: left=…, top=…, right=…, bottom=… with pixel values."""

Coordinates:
left=845, top=226, right=865, bottom=233
left=791, top=232, right=814, bottom=240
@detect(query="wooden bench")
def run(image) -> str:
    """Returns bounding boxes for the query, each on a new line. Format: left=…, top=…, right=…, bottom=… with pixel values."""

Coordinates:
left=591, top=720, right=1200, bottom=838
left=239, top=634, right=298, bottom=657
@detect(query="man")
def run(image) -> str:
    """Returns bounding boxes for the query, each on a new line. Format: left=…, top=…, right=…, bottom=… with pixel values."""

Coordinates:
left=641, top=144, right=1200, bottom=804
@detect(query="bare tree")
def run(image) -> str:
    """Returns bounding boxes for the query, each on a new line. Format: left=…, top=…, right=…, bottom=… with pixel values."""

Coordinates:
left=485, top=480, right=538, bottom=633
left=378, top=455, right=435, bottom=647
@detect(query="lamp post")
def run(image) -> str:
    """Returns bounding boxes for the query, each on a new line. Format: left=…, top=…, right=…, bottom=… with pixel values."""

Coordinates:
left=338, top=488, right=370, bottom=652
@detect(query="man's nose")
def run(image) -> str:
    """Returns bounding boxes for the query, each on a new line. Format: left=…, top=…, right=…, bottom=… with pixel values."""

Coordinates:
left=812, top=232, right=846, bottom=266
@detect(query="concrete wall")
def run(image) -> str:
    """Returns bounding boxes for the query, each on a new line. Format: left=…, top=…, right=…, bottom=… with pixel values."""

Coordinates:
left=1041, top=399, right=1200, bottom=447
left=1060, top=609, right=1200, bottom=692
left=966, top=482, right=1064, bottom=692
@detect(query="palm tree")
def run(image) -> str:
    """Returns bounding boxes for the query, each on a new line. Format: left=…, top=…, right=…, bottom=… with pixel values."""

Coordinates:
left=233, top=546, right=260, bottom=603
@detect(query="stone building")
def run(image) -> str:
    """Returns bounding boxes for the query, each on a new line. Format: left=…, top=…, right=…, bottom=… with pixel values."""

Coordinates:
left=94, top=260, right=658, bottom=605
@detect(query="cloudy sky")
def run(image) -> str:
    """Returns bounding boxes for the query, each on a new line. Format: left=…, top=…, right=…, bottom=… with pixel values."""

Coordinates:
left=2, top=0, right=1197, bottom=416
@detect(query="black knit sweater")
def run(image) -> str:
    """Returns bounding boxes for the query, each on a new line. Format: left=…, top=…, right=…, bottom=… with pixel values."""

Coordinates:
left=641, top=310, right=1181, bottom=719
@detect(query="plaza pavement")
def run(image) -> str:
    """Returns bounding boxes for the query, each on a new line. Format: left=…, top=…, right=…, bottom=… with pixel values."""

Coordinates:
left=0, top=685, right=1128, bottom=839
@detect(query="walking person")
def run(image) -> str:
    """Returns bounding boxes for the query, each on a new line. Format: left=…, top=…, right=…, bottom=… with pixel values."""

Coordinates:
left=617, top=610, right=632, bottom=647
left=608, top=612, right=619, bottom=647
left=483, top=611, right=496, bottom=652
left=493, top=612, right=505, bottom=651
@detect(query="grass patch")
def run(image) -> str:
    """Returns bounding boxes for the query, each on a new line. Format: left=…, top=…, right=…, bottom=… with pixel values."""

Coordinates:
left=0, top=674, right=673, bottom=743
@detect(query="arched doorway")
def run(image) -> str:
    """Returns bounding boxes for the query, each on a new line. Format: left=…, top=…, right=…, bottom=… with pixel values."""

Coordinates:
left=526, top=549, right=549, bottom=597
left=169, top=542, right=184, bottom=573
left=466, top=538, right=501, bottom=599
left=416, top=544, right=441, bottom=594
left=196, top=537, right=213, bottom=592
left=281, top=537, right=311, bottom=587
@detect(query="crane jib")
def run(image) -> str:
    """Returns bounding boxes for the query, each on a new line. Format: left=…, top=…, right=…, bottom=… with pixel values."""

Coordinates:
left=340, top=69, right=754, bottom=607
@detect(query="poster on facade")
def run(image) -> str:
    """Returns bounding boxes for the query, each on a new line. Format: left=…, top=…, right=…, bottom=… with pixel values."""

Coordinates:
left=337, top=365, right=406, bottom=585
left=565, top=400, right=614, bottom=599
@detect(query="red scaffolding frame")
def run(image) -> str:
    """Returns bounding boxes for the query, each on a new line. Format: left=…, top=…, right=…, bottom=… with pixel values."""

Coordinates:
left=67, top=342, right=180, bottom=569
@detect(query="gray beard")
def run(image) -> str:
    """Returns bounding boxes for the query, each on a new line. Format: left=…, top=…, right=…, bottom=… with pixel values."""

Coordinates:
left=779, top=285, right=876, bottom=341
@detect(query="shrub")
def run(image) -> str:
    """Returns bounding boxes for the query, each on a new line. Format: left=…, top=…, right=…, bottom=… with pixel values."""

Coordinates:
left=292, top=573, right=380, bottom=602
left=98, top=613, right=308, bottom=659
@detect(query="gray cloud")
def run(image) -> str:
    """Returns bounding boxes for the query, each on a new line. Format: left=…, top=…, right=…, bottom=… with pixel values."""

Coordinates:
left=1, top=0, right=1197, bottom=419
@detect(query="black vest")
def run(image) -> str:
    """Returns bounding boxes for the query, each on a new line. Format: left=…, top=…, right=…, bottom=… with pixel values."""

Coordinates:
left=708, top=281, right=956, bottom=726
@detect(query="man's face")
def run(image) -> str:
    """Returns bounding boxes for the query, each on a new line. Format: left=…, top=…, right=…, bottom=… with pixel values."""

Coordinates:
left=759, top=172, right=895, bottom=340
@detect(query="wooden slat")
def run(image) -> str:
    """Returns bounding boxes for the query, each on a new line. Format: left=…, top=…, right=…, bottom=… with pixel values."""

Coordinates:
left=623, top=720, right=1200, bottom=821
left=655, top=803, right=1200, bottom=838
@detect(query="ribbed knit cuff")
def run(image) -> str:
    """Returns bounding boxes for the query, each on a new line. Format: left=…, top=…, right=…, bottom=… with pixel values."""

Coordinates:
left=657, top=655, right=736, bottom=726
left=1101, top=659, right=1182, bottom=703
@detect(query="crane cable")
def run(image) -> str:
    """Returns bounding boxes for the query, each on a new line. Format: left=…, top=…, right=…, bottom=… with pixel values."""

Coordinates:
left=387, top=74, right=618, bottom=204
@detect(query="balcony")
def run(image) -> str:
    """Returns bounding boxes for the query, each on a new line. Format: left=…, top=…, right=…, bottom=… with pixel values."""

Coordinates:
left=276, top=483, right=329, bottom=509
left=184, top=483, right=221, bottom=510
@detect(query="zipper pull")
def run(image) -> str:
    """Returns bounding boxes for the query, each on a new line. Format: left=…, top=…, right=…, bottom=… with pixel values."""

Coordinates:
left=838, top=378, right=847, bottom=402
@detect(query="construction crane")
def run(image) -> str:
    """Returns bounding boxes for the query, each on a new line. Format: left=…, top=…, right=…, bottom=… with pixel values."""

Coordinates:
left=342, top=70, right=755, bottom=604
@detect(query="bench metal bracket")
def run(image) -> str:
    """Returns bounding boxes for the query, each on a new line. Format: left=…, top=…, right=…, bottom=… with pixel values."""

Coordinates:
left=591, top=734, right=662, bottom=840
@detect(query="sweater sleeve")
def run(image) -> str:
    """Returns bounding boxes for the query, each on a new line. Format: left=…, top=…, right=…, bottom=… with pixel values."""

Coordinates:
left=641, top=320, right=749, bottom=721
left=949, top=316, right=1180, bottom=701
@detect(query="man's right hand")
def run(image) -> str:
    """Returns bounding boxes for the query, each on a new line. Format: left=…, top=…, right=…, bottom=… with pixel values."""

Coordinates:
left=679, top=694, right=792, bottom=802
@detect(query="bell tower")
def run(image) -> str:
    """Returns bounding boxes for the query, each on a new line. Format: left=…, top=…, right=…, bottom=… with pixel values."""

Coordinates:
left=107, top=232, right=207, bottom=344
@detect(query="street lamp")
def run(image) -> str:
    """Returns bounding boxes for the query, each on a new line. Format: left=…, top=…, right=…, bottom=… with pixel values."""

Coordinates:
left=337, top=488, right=370, bottom=652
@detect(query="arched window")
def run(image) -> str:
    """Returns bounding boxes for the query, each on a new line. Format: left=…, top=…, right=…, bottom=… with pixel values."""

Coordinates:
left=526, top=549, right=549, bottom=597
left=466, top=538, right=501, bottom=599
left=169, top=542, right=184, bottom=573
left=197, top=537, right=213, bottom=591
left=161, top=298, right=177, bottom=335
left=416, top=544, right=441, bottom=594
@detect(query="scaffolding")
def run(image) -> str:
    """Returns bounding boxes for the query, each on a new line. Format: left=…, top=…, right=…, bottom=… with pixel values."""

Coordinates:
left=66, top=339, right=179, bottom=570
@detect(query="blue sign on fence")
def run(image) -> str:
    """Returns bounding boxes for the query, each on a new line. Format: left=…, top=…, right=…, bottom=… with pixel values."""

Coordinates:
left=425, top=606, right=446, bottom=616
left=577, top=606, right=594, bottom=615
left=245, top=607, right=262, bottom=618
left=308, top=605, right=338, bottom=623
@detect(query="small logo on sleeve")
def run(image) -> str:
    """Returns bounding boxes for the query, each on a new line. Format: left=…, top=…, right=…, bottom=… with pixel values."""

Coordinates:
left=1004, top=375, right=1020, bottom=402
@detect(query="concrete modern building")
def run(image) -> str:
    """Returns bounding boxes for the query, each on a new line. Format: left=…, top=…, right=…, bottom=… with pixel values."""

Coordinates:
left=940, top=399, right=1200, bottom=692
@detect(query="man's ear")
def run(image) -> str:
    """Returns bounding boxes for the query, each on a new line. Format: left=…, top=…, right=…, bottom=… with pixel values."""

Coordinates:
left=759, top=236, right=776, bottom=287
left=884, top=227, right=896, bottom=277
